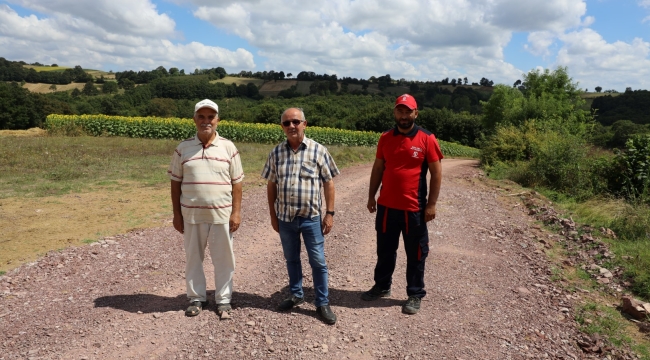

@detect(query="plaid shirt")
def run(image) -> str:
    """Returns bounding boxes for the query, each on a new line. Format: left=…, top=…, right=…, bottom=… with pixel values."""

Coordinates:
left=261, top=136, right=340, bottom=222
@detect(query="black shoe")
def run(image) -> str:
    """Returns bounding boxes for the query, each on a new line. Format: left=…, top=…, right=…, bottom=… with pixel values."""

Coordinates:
left=316, top=305, right=337, bottom=325
left=185, top=300, right=208, bottom=317
left=361, top=285, right=391, bottom=301
left=277, top=295, right=305, bottom=311
left=402, top=296, right=421, bottom=314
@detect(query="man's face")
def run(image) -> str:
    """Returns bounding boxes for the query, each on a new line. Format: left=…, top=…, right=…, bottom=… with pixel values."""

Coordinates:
left=281, top=109, right=306, bottom=142
left=193, top=107, right=219, bottom=137
left=393, top=104, right=418, bottom=130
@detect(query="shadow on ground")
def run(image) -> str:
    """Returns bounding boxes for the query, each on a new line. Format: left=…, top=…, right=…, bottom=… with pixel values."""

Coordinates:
left=93, top=287, right=404, bottom=314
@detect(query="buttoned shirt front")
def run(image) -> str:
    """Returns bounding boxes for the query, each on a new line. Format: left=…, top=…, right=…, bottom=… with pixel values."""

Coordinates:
left=168, top=133, right=244, bottom=224
left=261, top=136, right=339, bottom=222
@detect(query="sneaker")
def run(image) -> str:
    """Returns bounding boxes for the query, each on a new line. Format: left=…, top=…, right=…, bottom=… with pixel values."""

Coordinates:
left=361, top=285, right=391, bottom=301
left=402, top=296, right=421, bottom=314
left=185, top=300, right=208, bottom=317
left=277, top=295, right=305, bottom=311
left=316, top=305, right=337, bottom=325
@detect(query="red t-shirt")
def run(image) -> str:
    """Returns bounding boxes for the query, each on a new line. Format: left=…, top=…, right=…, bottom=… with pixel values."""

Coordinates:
left=376, top=125, right=443, bottom=212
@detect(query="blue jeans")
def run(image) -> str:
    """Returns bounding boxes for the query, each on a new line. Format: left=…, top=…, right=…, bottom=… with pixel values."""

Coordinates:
left=278, top=216, right=329, bottom=307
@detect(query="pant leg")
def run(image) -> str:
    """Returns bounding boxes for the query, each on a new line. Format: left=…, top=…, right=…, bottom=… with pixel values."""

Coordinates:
left=403, top=211, right=429, bottom=298
left=373, top=205, right=402, bottom=290
left=300, top=216, right=329, bottom=307
left=278, top=218, right=304, bottom=299
left=206, top=223, right=235, bottom=305
left=184, top=222, right=209, bottom=302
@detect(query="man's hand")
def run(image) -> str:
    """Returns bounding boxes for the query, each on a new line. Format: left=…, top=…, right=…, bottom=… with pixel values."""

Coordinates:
left=425, top=203, right=436, bottom=222
left=322, top=213, right=333, bottom=235
left=173, top=213, right=184, bottom=234
left=229, top=212, right=241, bottom=233
left=270, top=216, right=279, bottom=233
left=367, top=198, right=377, bottom=213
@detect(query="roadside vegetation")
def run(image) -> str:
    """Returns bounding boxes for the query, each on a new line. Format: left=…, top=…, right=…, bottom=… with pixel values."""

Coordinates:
left=481, top=66, right=650, bottom=355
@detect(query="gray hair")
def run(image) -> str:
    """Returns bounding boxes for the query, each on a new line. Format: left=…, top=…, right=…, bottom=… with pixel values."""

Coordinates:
left=280, top=107, right=305, bottom=122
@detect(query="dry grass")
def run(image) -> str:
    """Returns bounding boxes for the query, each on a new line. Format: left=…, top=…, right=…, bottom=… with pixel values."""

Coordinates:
left=212, top=76, right=265, bottom=87
left=0, top=127, right=47, bottom=137
left=22, top=83, right=86, bottom=93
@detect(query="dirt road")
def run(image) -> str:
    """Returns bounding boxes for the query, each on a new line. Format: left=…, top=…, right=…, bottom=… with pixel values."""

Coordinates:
left=1, top=159, right=594, bottom=359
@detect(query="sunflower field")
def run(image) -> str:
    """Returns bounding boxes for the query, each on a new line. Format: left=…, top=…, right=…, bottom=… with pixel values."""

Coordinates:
left=45, top=114, right=480, bottom=157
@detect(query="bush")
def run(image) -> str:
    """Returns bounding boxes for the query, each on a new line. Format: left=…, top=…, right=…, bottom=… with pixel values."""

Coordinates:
left=613, top=135, right=650, bottom=202
left=481, top=121, right=612, bottom=200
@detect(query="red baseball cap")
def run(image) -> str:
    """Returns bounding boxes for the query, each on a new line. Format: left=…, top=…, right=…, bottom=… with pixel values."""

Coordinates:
left=394, top=94, right=417, bottom=110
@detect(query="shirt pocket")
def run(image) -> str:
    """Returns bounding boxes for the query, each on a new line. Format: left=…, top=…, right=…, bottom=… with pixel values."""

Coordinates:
left=210, top=159, right=230, bottom=175
left=299, top=161, right=318, bottom=179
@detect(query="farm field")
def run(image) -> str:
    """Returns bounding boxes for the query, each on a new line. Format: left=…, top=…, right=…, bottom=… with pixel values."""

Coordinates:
left=258, top=79, right=297, bottom=96
left=0, top=131, right=377, bottom=272
left=212, top=76, right=265, bottom=87
left=21, top=82, right=86, bottom=93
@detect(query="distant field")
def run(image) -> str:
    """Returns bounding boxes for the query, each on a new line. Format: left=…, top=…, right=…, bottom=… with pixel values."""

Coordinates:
left=581, top=92, right=620, bottom=99
left=23, top=65, right=70, bottom=72
left=22, top=82, right=86, bottom=93
left=212, top=76, right=265, bottom=87
left=259, top=79, right=297, bottom=96
left=21, top=82, right=119, bottom=94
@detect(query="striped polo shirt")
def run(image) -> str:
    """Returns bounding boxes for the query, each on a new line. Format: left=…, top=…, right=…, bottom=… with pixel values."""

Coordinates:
left=261, top=136, right=340, bottom=222
left=168, top=133, right=244, bottom=224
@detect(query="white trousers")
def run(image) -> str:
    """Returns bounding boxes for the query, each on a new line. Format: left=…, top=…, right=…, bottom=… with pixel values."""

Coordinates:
left=183, top=222, right=235, bottom=304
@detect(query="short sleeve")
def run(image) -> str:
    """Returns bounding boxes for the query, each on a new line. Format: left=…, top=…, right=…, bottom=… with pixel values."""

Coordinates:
left=167, top=147, right=183, bottom=182
left=229, top=144, right=245, bottom=184
left=426, top=134, right=444, bottom=163
left=376, top=134, right=386, bottom=160
left=261, top=150, right=277, bottom=183
left=318, top=147, right=340, bottom=182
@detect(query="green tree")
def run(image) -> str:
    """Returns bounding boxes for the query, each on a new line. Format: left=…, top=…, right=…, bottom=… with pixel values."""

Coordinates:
left=147, top=98, right=178, bottom=117
left=82, top=81, right=99, bottom=96
left=482, top=66, right=590, bottom=135
left=595, top=86, right=602, bottom=93
left=102, top=81, right=118, bottom=94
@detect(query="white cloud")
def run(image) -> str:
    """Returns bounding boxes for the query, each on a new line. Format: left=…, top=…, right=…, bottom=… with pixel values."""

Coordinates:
left=6, top=0, right=176, bottom=37
left=556, top=28, right=650, bottom=91
left=525, top=31, right=557, bottom=57
left=0, top=2, right=255, bottom=72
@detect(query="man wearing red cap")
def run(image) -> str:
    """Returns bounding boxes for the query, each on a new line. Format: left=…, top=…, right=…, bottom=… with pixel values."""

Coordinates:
left=362, top=94, right=443, bottom=314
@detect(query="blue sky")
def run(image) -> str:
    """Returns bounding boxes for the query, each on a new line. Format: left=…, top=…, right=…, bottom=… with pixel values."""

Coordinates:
left=1, top=0, right=649, bottom=91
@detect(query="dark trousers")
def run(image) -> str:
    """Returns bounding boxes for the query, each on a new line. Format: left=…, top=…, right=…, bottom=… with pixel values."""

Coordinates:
left=373, top=204, right=429, bottom=298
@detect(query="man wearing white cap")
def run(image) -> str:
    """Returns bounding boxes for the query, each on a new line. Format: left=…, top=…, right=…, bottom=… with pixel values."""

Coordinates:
left=168, top=99, right=244, bottom=318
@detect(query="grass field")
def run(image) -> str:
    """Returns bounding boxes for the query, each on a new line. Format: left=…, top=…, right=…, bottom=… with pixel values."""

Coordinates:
left=0, top=133, right=377, bottom=271
left=23, top=65, right=70, bottom=72
left=212, top=76, right=265, bottom=87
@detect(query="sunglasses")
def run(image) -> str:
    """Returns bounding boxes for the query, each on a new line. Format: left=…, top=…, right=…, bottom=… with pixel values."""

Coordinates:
left=282, top=120, right=304, bottom=127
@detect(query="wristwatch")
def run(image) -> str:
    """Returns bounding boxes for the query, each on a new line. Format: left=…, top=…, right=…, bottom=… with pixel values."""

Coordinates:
left=325, top=211, right=335, bottom=216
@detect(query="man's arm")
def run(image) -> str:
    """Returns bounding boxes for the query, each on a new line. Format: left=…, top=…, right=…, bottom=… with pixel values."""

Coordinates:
left=229, top=181, right=243, bottom=232
left=322, top=179, right=335, bottom=235
left=367, top=158, right=385, bottom=213
left=424, top=160, right=442, bottom=222
left=266, top=180, right=279, bottom=233
left=171, top=180, right=184, bottom=234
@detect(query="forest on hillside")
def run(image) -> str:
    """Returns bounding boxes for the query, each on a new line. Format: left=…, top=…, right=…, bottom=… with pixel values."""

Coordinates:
left=1, top=58, right=649, bottom=149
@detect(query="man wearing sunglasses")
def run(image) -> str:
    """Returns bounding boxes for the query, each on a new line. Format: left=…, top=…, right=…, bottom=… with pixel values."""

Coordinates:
left=261, top=107, right=340, bottom=325
left=168, top=99, right=244, bottom=319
